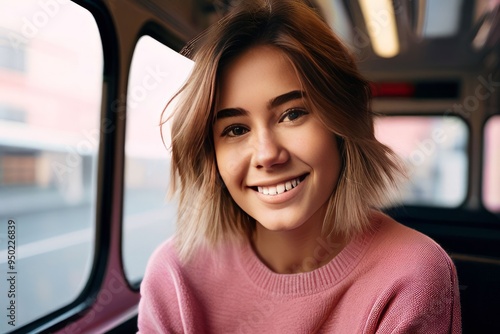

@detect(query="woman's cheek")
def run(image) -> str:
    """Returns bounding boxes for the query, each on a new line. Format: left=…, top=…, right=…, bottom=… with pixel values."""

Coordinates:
left=217, top=146, right=244, bottom=185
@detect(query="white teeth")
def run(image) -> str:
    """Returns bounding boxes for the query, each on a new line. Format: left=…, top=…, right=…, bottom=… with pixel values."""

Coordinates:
left=256, top=177, right=302, bottom=196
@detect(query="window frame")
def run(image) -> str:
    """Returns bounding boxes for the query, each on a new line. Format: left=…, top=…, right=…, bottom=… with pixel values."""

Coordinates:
left=120, top=21, right=187, bottom=291
left=12, top=0, right=119, bottom=332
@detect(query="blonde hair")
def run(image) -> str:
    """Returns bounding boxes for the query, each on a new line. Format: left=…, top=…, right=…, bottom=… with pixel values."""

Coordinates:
left=163, top=0, right=404, bottom=261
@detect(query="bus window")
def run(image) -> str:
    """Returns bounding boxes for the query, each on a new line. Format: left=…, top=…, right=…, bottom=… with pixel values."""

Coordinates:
left=123, top=35, right=193, bottom=284
left=0, top=1, right=102, bottom=330
left=483, top=115, right=500, bottom=212
left=375, top=116, right=468, bottom=207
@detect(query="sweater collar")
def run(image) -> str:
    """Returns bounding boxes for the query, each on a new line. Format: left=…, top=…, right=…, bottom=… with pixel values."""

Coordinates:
left=238, top=217, right=381, bottom=296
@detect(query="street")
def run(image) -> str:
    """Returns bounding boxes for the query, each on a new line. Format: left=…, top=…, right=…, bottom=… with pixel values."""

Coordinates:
left=0, top=188, right=175, bottom=332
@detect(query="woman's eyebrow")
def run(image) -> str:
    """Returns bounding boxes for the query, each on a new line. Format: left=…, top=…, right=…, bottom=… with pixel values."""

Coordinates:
left=214, top=90, right=305, bottom=121
left=268, top=90, right=305, bottom=109
left=215, top=107, right=248, bottom=121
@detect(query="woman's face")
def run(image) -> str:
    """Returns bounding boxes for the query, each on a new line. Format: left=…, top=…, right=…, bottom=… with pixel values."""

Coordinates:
left=213, top=45, right=342, bottom=232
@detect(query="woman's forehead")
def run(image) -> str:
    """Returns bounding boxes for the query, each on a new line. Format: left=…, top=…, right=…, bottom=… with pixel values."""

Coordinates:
left=215, top=45, right=304, bottom=108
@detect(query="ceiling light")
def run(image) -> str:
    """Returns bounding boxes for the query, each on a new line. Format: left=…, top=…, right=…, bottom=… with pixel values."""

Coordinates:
left=358, top=0, right=400, bottom=58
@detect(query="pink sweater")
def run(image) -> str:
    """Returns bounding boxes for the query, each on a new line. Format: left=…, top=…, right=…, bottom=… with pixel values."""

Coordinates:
left=138, top=212, right=461, bottom=333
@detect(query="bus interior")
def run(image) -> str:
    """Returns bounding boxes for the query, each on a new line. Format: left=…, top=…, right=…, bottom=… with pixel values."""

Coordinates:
left=0, top=0, right=499, bottom=333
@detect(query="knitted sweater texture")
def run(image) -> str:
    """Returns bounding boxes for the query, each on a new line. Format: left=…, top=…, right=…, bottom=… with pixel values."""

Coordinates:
left=138, top=212, right=461, bottom=333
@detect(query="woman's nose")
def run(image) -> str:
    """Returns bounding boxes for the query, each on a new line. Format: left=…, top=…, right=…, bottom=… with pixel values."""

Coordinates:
left=251, top=131, right=289, bottom=169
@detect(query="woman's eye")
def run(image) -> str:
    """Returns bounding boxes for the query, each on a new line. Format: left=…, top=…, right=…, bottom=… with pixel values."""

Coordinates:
left=280, top=108, right=308, bottom=122
left=222, top=125, right=249, bottom=137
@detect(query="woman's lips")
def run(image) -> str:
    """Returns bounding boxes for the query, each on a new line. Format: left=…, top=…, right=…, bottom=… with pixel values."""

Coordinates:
left=253, top=174, right=308, bottom=196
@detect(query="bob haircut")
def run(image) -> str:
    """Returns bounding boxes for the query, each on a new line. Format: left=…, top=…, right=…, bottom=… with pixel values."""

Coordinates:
left=164, top=0, right=403, bottom=261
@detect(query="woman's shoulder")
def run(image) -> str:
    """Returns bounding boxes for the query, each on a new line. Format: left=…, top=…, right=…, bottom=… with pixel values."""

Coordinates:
left=143, top=235, right=243, bottom=283
left=365, top=212, right=460, bottom=298
left=367, top=211, right=457, bottom=280
left=145, top=237, right=178, bottom=268
left=140, top=237, right=179, bottom=289
left=373, top=211, right=450, bottom=252
left=360, top=211, right=461, bottom=333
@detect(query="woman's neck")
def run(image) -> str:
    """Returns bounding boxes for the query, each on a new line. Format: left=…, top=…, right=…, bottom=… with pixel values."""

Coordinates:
left=251, top=206, right=346, bottom=274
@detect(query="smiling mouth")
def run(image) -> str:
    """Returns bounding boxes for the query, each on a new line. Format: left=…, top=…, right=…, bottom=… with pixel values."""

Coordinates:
left=252, top=174, right=308, bottom=196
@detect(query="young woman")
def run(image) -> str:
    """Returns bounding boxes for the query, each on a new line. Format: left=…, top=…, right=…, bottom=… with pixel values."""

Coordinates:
left=138, top=0, right=461, bottom=333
